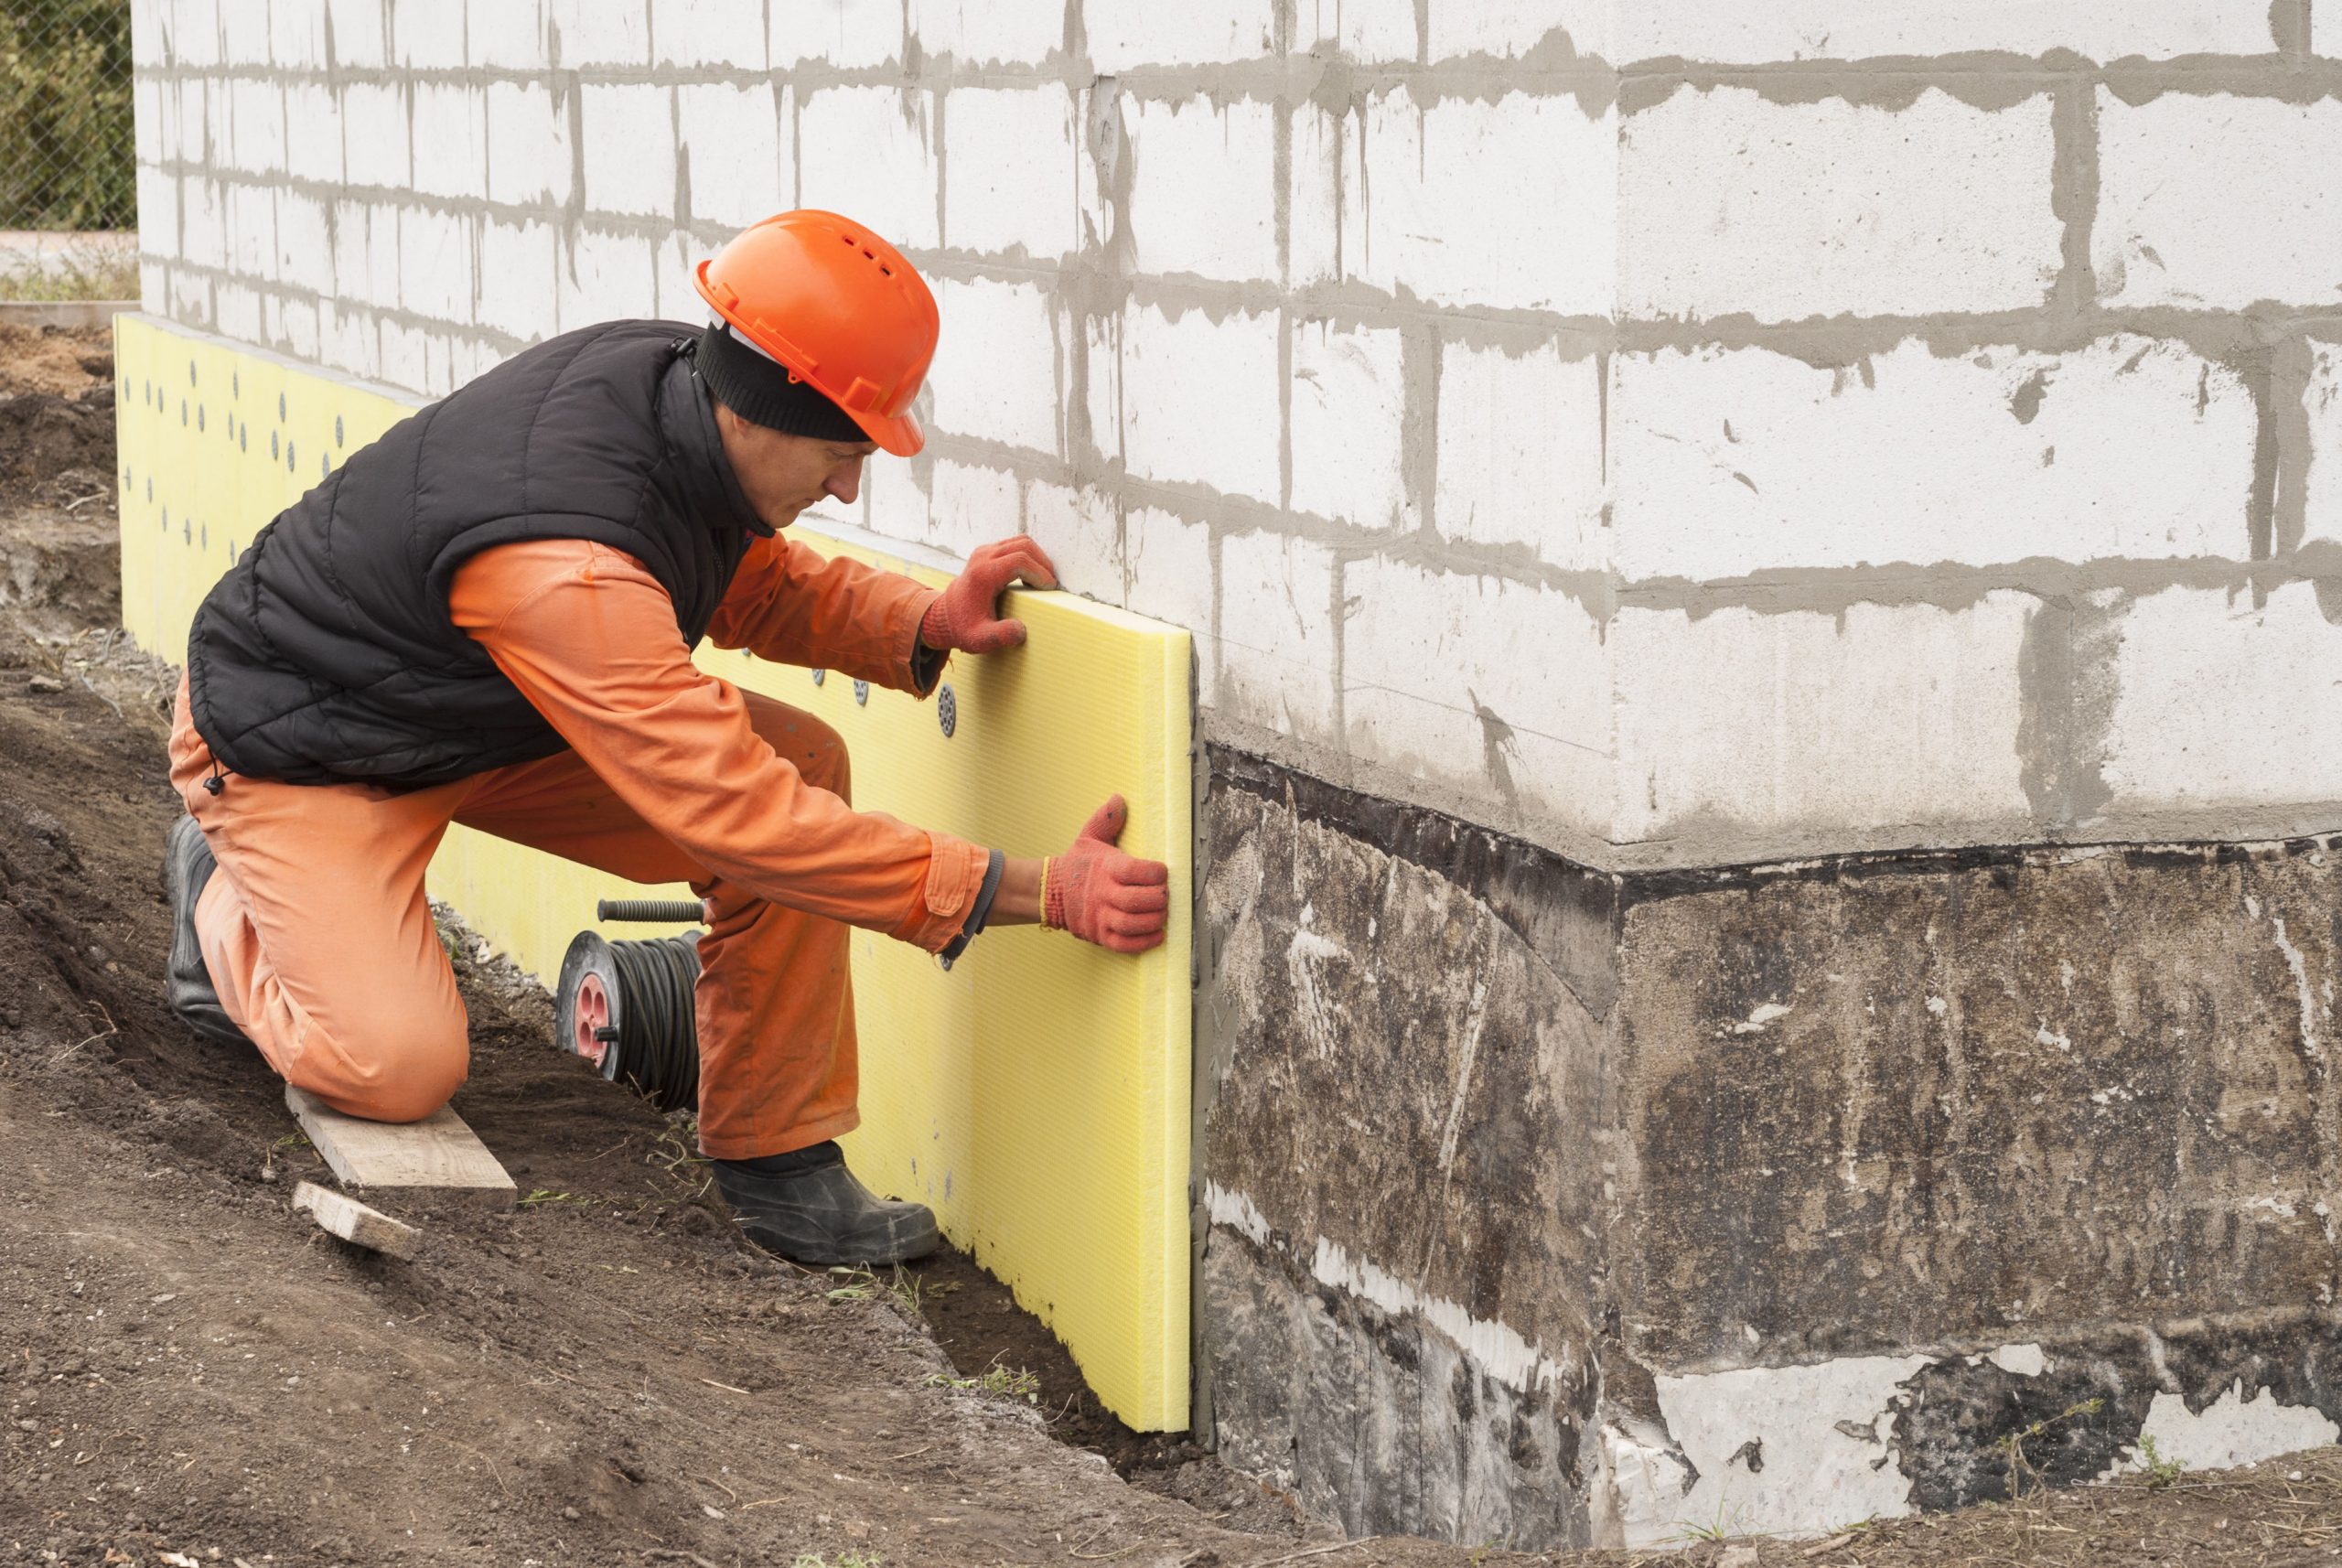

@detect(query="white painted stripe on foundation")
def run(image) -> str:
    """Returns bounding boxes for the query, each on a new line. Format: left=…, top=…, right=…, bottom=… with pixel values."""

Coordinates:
left=1202, top=1180, right=1273, bottom=1248
left=1308, top=1237, right=1568, bottom=1395
left=2097, top=1380, right=2342, bottom=1482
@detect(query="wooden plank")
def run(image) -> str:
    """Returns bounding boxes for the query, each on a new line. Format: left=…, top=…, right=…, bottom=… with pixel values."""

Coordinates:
left=292, top=1181, right=421, bottom=1261
left=285, top=1085, right=516, bottom=1206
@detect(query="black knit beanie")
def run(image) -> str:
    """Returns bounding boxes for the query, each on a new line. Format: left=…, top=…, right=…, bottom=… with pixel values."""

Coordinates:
left=694, top=320, right=870, bottom=443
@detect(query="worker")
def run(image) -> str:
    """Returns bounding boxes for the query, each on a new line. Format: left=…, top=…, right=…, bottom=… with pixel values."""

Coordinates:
left=157, top=210, right=1172, bottom=1266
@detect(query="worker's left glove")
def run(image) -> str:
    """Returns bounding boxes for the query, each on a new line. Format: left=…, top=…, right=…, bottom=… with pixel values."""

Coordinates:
left=920, top=536, right=1060, bottom=656
left=1045, top=796, right=1171, bottom=954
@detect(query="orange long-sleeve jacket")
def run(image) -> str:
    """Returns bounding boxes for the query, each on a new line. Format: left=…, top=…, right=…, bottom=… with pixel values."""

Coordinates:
left=446, top=533, right=992, bottom=952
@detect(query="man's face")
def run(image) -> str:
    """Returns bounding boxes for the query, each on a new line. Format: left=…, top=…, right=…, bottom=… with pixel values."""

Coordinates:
left=713, top=400, right=877, bottom=530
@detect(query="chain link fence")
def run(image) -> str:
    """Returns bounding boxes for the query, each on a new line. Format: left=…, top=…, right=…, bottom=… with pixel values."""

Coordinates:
left=1, top=0, right=134, bottom=231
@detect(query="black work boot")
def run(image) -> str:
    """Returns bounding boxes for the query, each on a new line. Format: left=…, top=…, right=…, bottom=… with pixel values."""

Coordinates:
left=163, top=814, right=251, bottom=1047
left=711, top=1142, right=940, bottom=1266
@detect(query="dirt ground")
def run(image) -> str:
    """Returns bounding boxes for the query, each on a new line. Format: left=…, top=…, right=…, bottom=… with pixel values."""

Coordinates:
left=6, top=323, right=2342, bottom=1567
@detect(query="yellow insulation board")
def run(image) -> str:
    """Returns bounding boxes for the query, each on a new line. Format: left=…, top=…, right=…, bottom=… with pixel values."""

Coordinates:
left=113, top=314, right=1195, bottom=1430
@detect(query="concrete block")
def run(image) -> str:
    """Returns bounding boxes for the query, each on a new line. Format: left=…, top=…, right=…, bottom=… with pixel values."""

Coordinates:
left=556, top=228, right=658, bottom=330
left=166, top=0, right=221, bottom=68
left=276, top=296, right=322, bottom=363
left=944, top=87, right=1079, bottom=259
left=929, top=278, right=1062, bottom=456
left=1621, top=85, right=2060, bottom=323
left=138, top=257, right=166, bottom=318
left=392, top=0, right=469, bottom=67
left=227, top=79, right=285, bottom=176
left=1116, top=301, right=1282, bottom=503
left=1124, top=95, right=1280, bottom=283
left=469, top=0, right=548, bottom=68
left=226, top=185, right=274, bottom=280
left=1123, top=508, right=1215, bottom=690
left=1430, top=0, right=1609, bottom=60
left=798, top=87, right=940, bottom=251
left=1343, top=86, right=1617, bottom=316
left=771, top=0, right=900, bottom=68
left=2320, top=7, right=2340, bottom=56
left=1088, top=0, right=1276, bottom=69
left=317, top=300, right=379, bottom=382
left=167, top=266, right=209, bottom=326
left=174, top=79, right=206, bottom=167
left=1436, top=338, right=1607, bottom=571
left=652, top=230, right=703, bottom=324
left=1345, top=560, right=1615, bottom=832
left=400, top=207, right=476, bottom=325
left=549, top=0, right=650, bottom=65
left=412, top=82, right=489, bottom=202
left=1616, top=3, right=2278, bottom=62
left=134, top=169, right=177, bottom=260
left=269, top=2, right=328, bottom=70
left=487, top=82, right=573, bottom=208
left=1287, top=103, right=1341, bottom=289
left=2310, top=343, right=2342, bottom=548
left=326, top=0, right=387, bottom=66
left=2102, top=583, right=2342, bottom=812
left=341, top=83, right=413, bottom=192
left=1290, top=319, right=1409, bottom=529
left=178, top=177, right=225, bottom=271
left=219, top=0, right=269, bottom=63
left=128, top=0, right=164, bottom=67
left=215, top=281, right=260, bottom=343
left=581, top=83, right=677, bottom=219
left=331, top=199, right=393, bottom=309
left=274, top=191, right=335, bottom=297
left=1610, top=335, right=2259, bottom=580
left=1217, top=531, right=1337, bottom=742
left=679, top=81, right=788, bottom=231
left=133, top=79, right=162, bottom=166
left=917, top=0, right=1063, bottom=64
left=1610, top=595, right=2036, bottom=844
left=381, top=318, right=431, bottom=393
left=657, top=0, right=768, bottom=67
left=927, top=459, right=1022, bottom=561
left=478, top=218, right=559, bottom=343
left=2094, top=91, right=2342, bottom=312
left=860, top=446, right=928, bottom=542
left=1026, top=481, right=1122, bottom=605
left=285, top=84, right=343, bottom=186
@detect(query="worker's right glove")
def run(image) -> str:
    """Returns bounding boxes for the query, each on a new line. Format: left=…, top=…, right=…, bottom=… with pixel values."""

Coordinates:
left=1045, top=796, right=1171, bottom=954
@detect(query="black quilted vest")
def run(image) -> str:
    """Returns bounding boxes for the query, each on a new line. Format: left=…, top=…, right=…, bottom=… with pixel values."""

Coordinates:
left=187, top=321, right=769, bottom=788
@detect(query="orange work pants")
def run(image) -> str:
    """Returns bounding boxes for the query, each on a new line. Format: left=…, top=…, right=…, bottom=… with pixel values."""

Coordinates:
left=167, top=680, right=858, bottom=1159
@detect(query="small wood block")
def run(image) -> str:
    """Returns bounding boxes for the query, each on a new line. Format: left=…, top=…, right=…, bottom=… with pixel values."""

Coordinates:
left=292, top=1180, right=421, bottom=1261
left=285, top=1085, right=517, bottom=1206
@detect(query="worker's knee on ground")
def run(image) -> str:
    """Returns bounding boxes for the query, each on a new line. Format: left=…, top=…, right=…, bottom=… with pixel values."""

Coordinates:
left=307, top=1007, right=469, bottom=1124
left=747, top=698, right=850, bottom=801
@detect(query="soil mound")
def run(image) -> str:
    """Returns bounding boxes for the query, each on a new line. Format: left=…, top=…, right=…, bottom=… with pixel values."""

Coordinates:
left=0, top=387, right=113, bottom=499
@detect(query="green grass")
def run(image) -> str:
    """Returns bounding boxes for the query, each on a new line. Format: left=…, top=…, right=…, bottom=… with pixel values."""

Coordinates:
left=928, top=1355, right=1042, bottom=1405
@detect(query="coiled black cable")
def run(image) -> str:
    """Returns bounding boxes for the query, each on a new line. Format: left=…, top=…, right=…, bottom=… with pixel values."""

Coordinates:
left=604, top=934, right=702, bottom=1113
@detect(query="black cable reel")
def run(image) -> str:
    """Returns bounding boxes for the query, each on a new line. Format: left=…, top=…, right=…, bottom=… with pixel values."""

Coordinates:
left=553, top=898, right=705, bottom=1113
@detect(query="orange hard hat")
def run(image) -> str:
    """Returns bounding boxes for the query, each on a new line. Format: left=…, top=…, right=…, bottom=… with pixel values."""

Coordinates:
left=693, top=210, right=938, bottom=456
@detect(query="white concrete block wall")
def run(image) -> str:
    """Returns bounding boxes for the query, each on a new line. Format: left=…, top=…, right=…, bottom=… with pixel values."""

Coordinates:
left=127, top=0, right=2342, bottom=868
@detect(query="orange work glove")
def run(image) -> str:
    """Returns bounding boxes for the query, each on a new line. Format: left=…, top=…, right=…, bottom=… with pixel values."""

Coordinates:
left=920, top=535, right=1061, bottom=655
left=1044, top=796, right=1171, bottom=954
